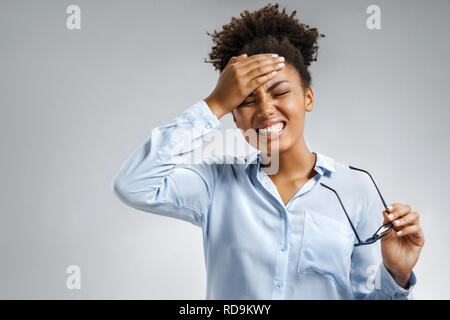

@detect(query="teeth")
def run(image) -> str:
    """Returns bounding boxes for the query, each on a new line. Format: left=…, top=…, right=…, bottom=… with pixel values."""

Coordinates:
left=258, top=122, right=284, bottom=135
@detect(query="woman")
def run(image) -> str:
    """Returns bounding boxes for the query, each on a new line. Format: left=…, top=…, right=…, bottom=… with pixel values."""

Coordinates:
left=112, top=3, right=424, bottom=299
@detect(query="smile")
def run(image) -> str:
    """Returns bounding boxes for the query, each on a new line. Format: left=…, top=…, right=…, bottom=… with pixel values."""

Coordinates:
left=256, top=121, right=286, bottom=140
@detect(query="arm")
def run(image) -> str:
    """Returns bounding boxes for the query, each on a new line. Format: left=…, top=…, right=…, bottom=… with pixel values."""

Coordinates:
left=112, top=52, right=284, bottom=227
left=350, top=182, right=417, bottom=299
left=112, top=53, right=287, bottom=226
left=111, top=99, right=223, bottom=227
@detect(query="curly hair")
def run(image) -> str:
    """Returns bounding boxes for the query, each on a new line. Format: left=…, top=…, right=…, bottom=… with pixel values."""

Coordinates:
left=204, top=2, right=325, bottom=92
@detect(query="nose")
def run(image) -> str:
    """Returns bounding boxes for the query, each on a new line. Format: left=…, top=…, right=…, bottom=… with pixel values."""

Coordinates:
left=255, top=95, right=277, bottom=119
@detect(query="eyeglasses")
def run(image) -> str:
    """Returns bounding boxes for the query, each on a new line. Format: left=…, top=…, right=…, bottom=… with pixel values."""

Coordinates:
left=319, top=166, right=393, bottom=247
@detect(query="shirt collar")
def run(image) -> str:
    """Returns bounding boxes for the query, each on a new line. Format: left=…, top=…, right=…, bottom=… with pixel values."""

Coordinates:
left=312, top=151, right=336, bottom=175
left=246, top=151, right=336, bottom=176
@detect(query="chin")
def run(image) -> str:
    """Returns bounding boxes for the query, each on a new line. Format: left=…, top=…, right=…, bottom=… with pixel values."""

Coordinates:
left=256, top=140, right=290, bottom=156
left=244, top=132, right=291, bottom=154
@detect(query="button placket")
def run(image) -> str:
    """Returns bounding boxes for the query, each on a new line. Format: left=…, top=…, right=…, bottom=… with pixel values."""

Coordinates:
left=271, top=248, right=289, bottom=299
left=255, top=167, right=290, bottom=257
left=258, top=172, right=290, bottom=251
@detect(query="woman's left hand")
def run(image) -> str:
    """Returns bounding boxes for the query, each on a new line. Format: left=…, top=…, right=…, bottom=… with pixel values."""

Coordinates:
left=381, top=203, right=425, bottom=288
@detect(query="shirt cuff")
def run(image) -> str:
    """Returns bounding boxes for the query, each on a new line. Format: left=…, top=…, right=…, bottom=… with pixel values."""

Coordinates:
left=379, top=263, right=417, bottom=299
left=181, top=99, right=221, bottom=133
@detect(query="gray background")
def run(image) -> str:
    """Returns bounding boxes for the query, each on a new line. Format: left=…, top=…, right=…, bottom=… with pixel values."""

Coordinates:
left=1, top=0, right=449, bottom=299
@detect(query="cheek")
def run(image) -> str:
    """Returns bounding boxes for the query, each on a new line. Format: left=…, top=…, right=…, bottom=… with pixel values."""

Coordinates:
left=281, top=103, right=306, bottom=138
left=281, top=101, right=305, bottom=122
left=233, top=109, right=254, bottom=129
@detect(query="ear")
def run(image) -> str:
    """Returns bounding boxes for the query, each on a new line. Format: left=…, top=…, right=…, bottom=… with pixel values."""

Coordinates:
left=304, top=87, right=314, bottom=112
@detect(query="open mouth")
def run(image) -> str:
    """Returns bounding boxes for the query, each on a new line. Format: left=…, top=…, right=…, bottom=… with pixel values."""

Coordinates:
left=255, top=121, right=286, bottom=139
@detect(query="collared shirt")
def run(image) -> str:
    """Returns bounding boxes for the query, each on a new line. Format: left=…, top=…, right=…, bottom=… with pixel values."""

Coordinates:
left=112, top=99, right=417, bottom=299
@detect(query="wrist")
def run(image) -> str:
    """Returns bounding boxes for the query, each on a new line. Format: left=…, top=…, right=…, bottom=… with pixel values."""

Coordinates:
left=393, top=275, right=410, bottom=289
left=204, top=96, right=227, bottom=120
left=385, top=264, right=411, bottom=289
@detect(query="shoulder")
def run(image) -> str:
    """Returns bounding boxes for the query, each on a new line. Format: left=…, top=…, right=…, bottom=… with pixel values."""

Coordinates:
left=328, top=155, right=383, bottom=225
left=324, top=154, right=379, bottom=206
left=335, top=160, right=375, bottom=191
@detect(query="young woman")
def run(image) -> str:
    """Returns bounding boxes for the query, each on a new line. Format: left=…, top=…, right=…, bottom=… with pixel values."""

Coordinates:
left=112, top=3, right=424, bottom=299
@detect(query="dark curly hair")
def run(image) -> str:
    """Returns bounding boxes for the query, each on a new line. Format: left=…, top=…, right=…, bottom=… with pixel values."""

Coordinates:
left=204, top=2, right=325, bottom=93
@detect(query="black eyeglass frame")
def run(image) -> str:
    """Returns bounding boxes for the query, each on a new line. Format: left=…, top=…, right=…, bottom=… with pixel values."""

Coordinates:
left=319, top=166, right=393, bottom=247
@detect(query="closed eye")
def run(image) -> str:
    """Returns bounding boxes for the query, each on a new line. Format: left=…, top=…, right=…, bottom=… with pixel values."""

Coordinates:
left=238, top=91, right=290, bottom=107
left=275, top=91, right=290, bottom=97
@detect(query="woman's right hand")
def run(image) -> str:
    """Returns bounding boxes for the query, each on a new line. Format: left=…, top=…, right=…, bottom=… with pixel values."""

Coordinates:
left=204, top=53, right=286, bottom=119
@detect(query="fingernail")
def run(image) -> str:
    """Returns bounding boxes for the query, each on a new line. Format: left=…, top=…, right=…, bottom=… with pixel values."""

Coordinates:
left=277, top=56, right=285, bottom=62
left=388, top=214, right=394, bottom=220
left=397, top=230, right=402, bottom=235
left=387, top=205, right=393, bottom=212
left=272, top=53, right=278, bottom=57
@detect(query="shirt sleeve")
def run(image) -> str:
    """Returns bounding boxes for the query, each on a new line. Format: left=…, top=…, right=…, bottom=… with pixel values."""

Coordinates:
left=349, top=178, right=417, bottom=299
left=111, top=99, right=223, bottom=228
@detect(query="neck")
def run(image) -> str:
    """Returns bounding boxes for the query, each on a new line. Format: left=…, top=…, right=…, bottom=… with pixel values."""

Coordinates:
left=261, top=137, right=317, bottom=179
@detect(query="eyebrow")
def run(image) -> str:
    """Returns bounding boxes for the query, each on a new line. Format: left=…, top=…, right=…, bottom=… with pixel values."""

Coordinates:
left=249, top=80, right=288, bottom=97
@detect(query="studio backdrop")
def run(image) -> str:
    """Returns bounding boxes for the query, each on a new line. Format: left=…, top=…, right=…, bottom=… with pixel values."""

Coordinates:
left=1, top=0, right=449, bottom=299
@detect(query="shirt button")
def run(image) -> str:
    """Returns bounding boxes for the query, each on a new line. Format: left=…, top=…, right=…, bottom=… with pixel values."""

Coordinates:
left=275, top=280, right=283, bottom=288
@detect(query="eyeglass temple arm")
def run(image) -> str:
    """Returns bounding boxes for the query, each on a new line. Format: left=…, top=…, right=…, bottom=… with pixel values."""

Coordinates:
left=348, top=166, right=388, bottom=209
left=319, top=183, right=363, bottom=245
left=348, top=166, right=393, bottom=243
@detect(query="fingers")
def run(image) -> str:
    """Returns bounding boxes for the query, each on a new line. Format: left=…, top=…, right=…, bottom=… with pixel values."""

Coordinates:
left=240, top=55, right=285, bottom=93
left=224, top=54, right=248, bottom=70
left=386, top=203, right=411, bottom=221
left=235, top=53, right=279, bottom=69
left=381, top=209, right=392, bottom=225
left=225, top=53, right=282, bottom=84
left=232, top=53, right=247, bottom=62
left=392, top=210, right=419, bottom=228
left=222, top=53, right=285, bottom=107
left=397, top=223, right=425, bottom=248
left=383, top=203, right=425, bottom=246
left=248, top=70, right=279, bottom=89
left=245, top=58, right=285, bottom=81
left=396, top=224, right=421, bottom=237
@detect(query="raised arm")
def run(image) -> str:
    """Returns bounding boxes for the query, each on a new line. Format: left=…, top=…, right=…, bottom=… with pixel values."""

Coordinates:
left=112, top=99, right=224, bottom=227
left=113, top=52, right=286, bottom=227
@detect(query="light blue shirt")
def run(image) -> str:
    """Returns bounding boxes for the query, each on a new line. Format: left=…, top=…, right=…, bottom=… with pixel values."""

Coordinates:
left=112, top=99, right=416, bottom=299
